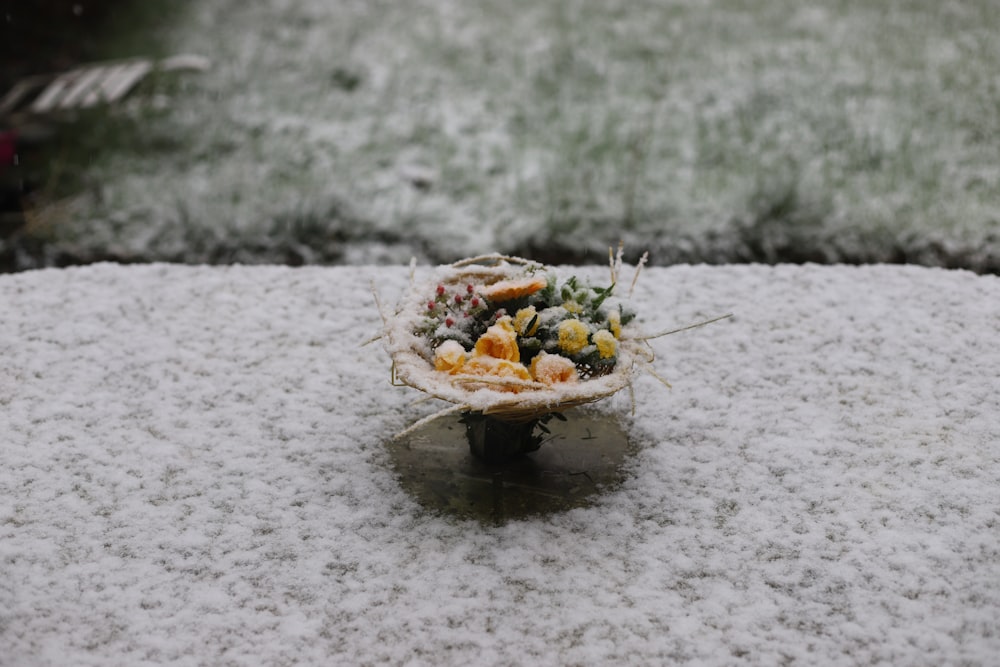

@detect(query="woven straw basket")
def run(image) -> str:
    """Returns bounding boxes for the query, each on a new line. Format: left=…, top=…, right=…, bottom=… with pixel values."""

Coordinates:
left=383, top=254, right=645, bottom=423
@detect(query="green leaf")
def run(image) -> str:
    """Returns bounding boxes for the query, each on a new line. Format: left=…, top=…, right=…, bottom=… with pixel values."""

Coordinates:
left=591, top=282, right=614, bottom=310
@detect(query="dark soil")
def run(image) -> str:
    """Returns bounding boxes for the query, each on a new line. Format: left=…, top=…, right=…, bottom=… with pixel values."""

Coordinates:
left=1, top=1, right=121, bottom=91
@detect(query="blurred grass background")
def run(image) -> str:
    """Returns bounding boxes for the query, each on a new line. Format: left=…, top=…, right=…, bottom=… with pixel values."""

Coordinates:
left=2, top=0, right=998, bottom=271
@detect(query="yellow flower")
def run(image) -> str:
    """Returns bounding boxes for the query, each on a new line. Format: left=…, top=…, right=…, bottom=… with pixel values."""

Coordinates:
left=563, top=300, right=583, bottom=315
left=474, top=316, right=520, bottom=362
left=480, top=276, right=547, bottom=302
left=514, top=306, right=539, bottom=336
left=433, top=340, right=468, bottom=374
left=592, top=329, right=617, bottom=359
left=608, top=310, right=621, bottom=339
left=557, top=319, right=589, bottom=355
left=530, top=352, right=578, bottom=385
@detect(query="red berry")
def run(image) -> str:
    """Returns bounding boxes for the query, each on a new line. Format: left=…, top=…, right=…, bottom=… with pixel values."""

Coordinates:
left=436, top=285, right=445, bottom=296
left=427, top=302, right=436, bottom=310
left=471, top=297, right=480, bottom=307
left=466, top=284, right=474, bottom=294
left=445, top=317, right=455, bottom=327
left=454, top=294, right=463, bottom=304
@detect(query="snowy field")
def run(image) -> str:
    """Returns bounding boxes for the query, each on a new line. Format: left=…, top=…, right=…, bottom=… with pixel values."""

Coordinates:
left=9, top=0, right=1000, bottom=270
left=2, top=262, right=998, bottom=665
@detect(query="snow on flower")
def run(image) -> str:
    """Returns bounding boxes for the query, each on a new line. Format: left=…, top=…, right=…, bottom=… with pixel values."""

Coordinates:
left=480, top=276, right=547, bottom=302
left=433, top=340, right=468, bottom=373
left=557, top=319, right=590, bottom=356
left=592, top=329, right=617, bottom=359
left=411, top=258, right=637, bottom=391
left=474, top=316, right=520, bottom=362
left=530, top=352, right=579, bottom=385
left=608, top=310, right=622, bottom=339
left=464, top=355, right=533, bottom=382
left=514, top=306, right=540, bottom=336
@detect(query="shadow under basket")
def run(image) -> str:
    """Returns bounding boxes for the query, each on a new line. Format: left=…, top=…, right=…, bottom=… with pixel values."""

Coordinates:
left=387, top=409, right=633, bottom=524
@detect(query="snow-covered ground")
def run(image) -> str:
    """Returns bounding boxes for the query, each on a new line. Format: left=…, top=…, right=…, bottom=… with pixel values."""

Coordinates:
left=12, top=0, right=1000, bottom=270
left=2, top=262, right=998, bottom=665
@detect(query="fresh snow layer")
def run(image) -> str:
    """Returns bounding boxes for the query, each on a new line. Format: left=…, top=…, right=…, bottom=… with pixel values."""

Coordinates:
left=1, top=262, right=998, bottom=666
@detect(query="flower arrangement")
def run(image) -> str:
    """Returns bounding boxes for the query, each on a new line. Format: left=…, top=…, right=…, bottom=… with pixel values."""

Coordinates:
left=416, top=265, right=635, bottom=391
left=378, top=252, right=729, bottom=462
left=379, top=253, right=647, bottom=461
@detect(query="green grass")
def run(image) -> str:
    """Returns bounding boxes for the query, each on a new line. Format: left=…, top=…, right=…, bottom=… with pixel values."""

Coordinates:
left=6, top=0, right=1000, bottom=271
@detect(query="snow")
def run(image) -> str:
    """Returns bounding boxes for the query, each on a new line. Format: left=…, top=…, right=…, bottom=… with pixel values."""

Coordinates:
left=17, top=0, right=999, bottom=272
left=2, top=262, right=999, bottom=666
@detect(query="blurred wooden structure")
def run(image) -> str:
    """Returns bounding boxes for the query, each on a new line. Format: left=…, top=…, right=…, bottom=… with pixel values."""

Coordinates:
left=0, top=54, right=209, bottom=119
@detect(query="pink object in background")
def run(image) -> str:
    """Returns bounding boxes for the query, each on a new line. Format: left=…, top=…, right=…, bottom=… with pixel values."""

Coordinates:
left=0, top=130, right=15, bottom=171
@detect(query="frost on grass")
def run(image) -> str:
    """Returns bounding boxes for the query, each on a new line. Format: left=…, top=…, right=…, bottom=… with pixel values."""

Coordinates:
left=8, top=0, right=1000, bottom=271
left=2, top=263, right=999, bottom=665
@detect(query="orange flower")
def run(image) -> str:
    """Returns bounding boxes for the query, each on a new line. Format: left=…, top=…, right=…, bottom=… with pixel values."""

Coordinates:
left=474, top=316, right=520, bottom=362
left=480, top=276, right=547, bottom=302
left=464, top=355, right=533, bottom=382
left=530, top=352, right=579, bottom=385
left=433, top=340, right=468, bottom=374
